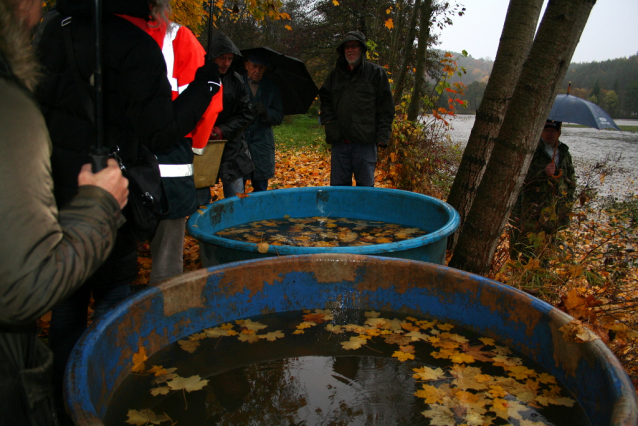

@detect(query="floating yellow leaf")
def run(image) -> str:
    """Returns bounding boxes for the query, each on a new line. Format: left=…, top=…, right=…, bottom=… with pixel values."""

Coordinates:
left=125, top=408, right=171, bottom=425
left=132, top=347, right=148, bottom=373
left=167, top=375, right=209, bottom=393
left=257, top=242, right=269, bottom=253
left=260, top=330, right=285, bottom=341
left=413, top=366, right=446, bottom=381
left=392, top=350, right=415, bottom=362
left=236, top=319, right=268, bottom=331
left=178, top=339, right=199, bottom=353
left=237, top=333, right=260, bottom=343
left=148, top=365, right=168, bottom=376
left=415, top=384, right=445, bottom=404
left=150, top=386, right=170, bottom=396
left=341, top=336, right=367, bottom=350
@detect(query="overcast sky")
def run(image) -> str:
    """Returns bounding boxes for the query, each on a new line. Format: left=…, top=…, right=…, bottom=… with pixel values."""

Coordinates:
left=436, top=0, right=638, bottom=63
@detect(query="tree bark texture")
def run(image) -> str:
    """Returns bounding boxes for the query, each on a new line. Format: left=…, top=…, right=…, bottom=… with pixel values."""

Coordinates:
left=449, top=0, right=596, bottom=275
left=388, top=0, right=406, bottom=74
left=407, top=0, right=433, bottom=121
left=393, top=0, right=422, bottom=104
left=445, top=0, right=544, bottom=252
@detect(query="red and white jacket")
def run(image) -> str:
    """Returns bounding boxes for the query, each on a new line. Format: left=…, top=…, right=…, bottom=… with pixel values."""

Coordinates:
left=122, top=18, right=223, bottom=153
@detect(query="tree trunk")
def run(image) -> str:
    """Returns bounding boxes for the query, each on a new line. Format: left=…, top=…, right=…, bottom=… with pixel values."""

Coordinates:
left=393, top=0, right=421, bottom=104
left=449, top=0, right=596, bottom=275
left=407, top=0, right=432, bottom=121
left=388, top=0, right=406, bottom=75
left=445, top=0, right=544, bottom=252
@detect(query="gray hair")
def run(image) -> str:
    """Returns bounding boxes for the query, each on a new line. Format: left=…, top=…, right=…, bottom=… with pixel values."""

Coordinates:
left=149, top=0, right=171, bottom=26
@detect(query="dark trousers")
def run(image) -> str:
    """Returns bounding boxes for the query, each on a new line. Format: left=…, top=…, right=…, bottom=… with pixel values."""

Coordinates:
left=48, top=250, right=136, bottom=421
left=330, top=141, right=377, bottom=187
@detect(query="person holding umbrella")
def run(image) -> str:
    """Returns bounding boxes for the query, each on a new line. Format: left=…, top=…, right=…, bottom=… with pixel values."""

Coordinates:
left=242, top=52, right=284, bottom=192
left=0, top=0, right=129, bottom=424
left=196, top=32, right=254, bottom=203
left=510, top=119, right=577, bottom=260
left=34, top=0, right=220, bottom=422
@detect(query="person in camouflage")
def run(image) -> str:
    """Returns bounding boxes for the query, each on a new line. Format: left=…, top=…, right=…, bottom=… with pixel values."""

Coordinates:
left=510, top=120, right=577, bottom=259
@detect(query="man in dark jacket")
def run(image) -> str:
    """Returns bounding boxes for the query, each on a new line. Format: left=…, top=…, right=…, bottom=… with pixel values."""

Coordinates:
left=34, top=0, right=219, bottom=421
left=242, top=54, right=284, bottom=192
left=0, top=0, right=129, bottom=424
left=197, top=32, right=254, bottom=203
left=319, top=30, right=395, bottom=187
left=510, top=120, right=577, bottom=259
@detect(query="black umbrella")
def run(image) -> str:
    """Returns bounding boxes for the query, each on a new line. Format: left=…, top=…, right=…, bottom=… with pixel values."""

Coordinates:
left=240, top=47, right=318, bottom=115
left=548, top=84, right=621, bottom=131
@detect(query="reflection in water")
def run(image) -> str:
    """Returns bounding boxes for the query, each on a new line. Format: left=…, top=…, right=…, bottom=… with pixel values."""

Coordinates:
left=448, top=116, right=638, bottom=197
left=204, top=356, right=426, bottom=425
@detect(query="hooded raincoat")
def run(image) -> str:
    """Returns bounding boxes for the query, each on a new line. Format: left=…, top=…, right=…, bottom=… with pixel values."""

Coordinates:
left=209, top=32, right=254, bottom=184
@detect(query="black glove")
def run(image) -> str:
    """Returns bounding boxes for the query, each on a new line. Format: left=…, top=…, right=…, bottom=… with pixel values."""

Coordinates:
left=194, top=56, right=221, bottom=94
left=253, top=102, right=268, bottom=118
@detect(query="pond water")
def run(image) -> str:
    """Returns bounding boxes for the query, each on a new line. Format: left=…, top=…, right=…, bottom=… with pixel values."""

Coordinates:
left=447, top=115, right=638, bottom=198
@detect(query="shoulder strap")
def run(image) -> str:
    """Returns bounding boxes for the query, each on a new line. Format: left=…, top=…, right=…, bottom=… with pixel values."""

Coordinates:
left=61, top=16, right=95, bottom=124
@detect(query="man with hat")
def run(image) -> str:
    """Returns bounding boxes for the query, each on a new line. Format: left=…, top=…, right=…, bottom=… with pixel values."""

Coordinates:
left=243, top=53, right=283, bottom=192
left=319, top=30, right=394, bottom=186
left=510, top=119, right=577, bottom=259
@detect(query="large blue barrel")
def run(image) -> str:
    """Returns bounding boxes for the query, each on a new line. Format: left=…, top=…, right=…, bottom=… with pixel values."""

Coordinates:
left=187, top=187, right=460, bottom=266
left=66, top=254, right=637, bottom=426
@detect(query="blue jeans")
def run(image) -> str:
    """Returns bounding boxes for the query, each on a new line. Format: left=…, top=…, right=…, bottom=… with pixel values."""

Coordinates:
left=48, top=250, right=136, bottom=396
left=250, top=178, right=269, bottom=192
left=222, top=177, right=245, bottom=199
left=330, top=141, right=377, bottom=187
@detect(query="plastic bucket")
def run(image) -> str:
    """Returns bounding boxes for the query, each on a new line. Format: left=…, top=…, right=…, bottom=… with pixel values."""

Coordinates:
left=187, top=187, right=460, bottom=266
left=66, top=254, right=637, bottom=425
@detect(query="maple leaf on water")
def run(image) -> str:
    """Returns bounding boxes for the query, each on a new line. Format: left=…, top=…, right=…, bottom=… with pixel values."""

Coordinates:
left=260, top=330, right=285, bottom=341
left=401, top=322, right=420, bottom=332
left=125, top=408, right=171, bottom=425
left=237, top=333, right=260, bottom=343
left=413, top=366, right=446, bottom=381
left=152, top=368, right=178, bottom=385
left=325, top=324, right=344, bottom=334
left=303, top=313, right=327, bottom=323
left=383, top=333, right=411, bottom=346
left=341, top=336, right=367, bottom=350
left=415, top=385, right=446, bottom=404
left=132, top=347, right=148, bottom=373
left=236, top=319, right=268, bottom=331
left=421, top=404, right=455, bottom=425
left=167, top=375, right=209, bottom=393
left=436, top=323, right=455, bottom=331
left=479, top=337, right=496, bottom=346
left=204, top=327, right=230, bottom=338
left=454, top=390, right=479, bottom=404
left=450, top=351, right=475, bottom=364
left=178, top=339, right=199, bottom=353
left=488, top=385, right=507, bottom=398
left=461, top=343, right=496, bottom=363
left=365, top=317, right=388, bottom=328
left=399, top=344, right=415, bottom=353
left=150, top=386, right=170, bottom=396
left=505, top=365, right=536, bottom=381
left=392, top=350, right=415, bottom=362
left=537, top=372, right=557, bottom=385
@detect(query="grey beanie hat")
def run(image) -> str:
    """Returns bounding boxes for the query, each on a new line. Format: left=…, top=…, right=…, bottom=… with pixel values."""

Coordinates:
left=337, top=30, right=367, bottom=55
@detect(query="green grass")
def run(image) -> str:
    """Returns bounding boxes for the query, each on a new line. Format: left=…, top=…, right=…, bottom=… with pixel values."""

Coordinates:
left=274, top=115, right=325, bottom=148
left=563, top=124, right=638, bottom=133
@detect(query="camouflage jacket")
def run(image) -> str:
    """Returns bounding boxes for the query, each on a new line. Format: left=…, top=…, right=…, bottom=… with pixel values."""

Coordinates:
left=511, top=139, right=577, bottom=234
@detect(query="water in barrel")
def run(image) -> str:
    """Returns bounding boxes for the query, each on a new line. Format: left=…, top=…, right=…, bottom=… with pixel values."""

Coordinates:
left=105, top=310, right=591, bottom=425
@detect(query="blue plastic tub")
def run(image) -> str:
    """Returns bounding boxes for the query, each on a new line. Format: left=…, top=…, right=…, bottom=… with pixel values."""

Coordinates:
left=187, top=187, right=460, bottom=266
left=66, top=254, right=637, bottom=426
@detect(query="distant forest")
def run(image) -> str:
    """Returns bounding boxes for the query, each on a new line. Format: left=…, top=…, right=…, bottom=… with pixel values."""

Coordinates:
left=437, top=53, right=638, bottom=119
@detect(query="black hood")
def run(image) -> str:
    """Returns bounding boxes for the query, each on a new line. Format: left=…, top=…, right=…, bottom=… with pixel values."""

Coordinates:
left=208, top=32, right=243, bottom=74
left=56, top=0, right=150, bottom=20
left=336, top=30, right=368, bottom=56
